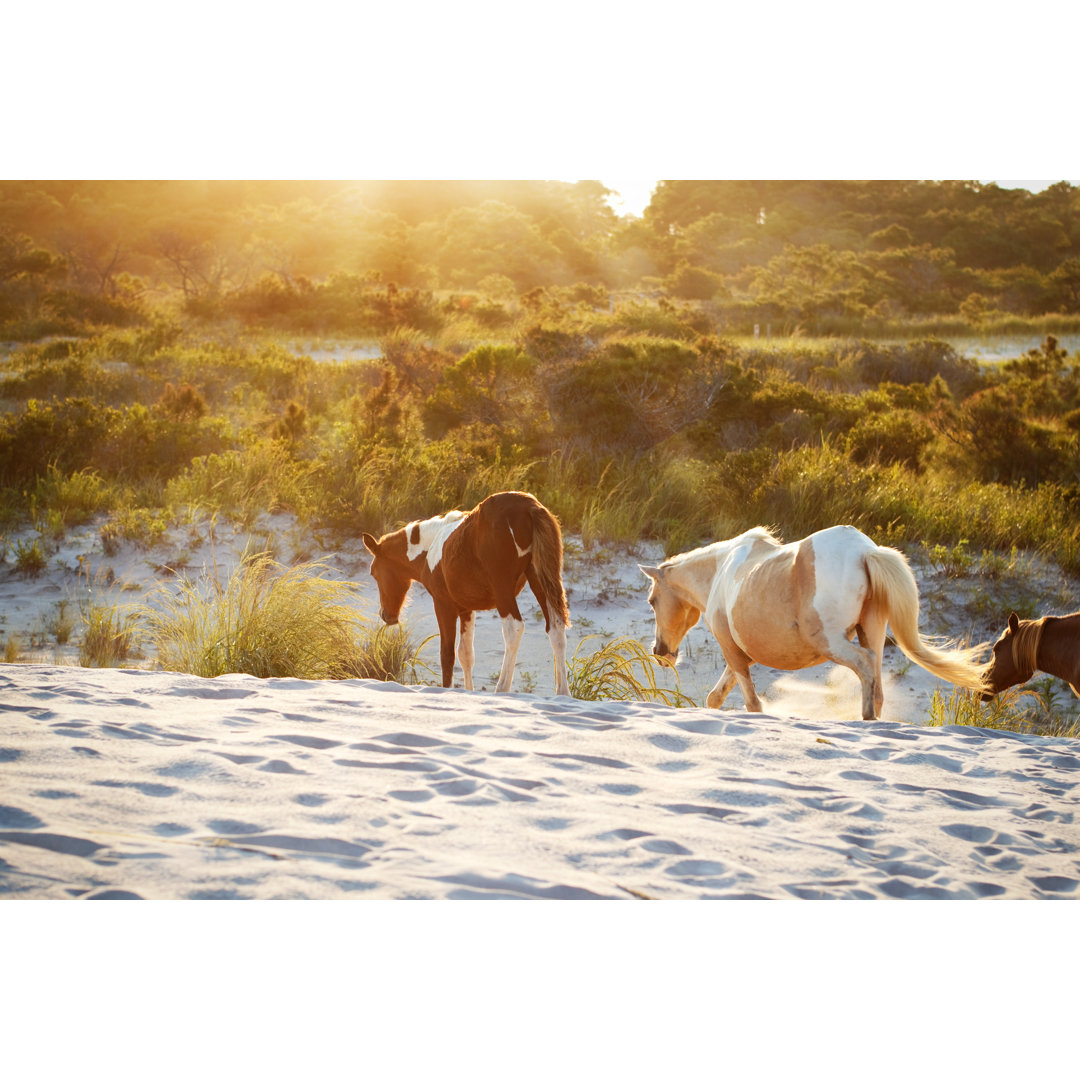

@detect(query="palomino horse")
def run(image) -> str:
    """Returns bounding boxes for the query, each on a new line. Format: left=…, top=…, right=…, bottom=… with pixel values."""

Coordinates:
left=362, top=491, right=571, bottom=695
left=640, top=525, right=987, bottom=721
left=983, top=611, right=1080, bottom=698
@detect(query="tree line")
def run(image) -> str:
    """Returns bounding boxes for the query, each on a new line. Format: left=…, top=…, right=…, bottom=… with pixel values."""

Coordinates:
left=2, top=179, right=1079, bottom=338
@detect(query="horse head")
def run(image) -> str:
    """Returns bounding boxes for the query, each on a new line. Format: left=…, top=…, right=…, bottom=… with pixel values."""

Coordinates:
left=362, top=531, right=414, bottom=625
left=639, top=563, right=700, bottom=664
left=982, top=611, right=1036, bottom=699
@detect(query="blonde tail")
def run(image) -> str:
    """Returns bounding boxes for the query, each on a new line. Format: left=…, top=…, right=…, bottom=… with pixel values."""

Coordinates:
left=865, top=546, right=988, bottom=692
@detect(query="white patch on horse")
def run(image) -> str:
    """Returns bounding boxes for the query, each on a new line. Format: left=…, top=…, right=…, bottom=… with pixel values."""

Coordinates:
left=508, top=523, right=532, bottom=558
left=407, top=510, right=467, bottom=570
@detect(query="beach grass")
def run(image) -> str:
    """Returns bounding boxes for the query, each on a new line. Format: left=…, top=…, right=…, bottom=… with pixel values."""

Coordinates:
left=140, top=551, right=427, bottom=682
left=568, top=635, right=697, bottom=706
left=926, top=682, right=1080, bottom=737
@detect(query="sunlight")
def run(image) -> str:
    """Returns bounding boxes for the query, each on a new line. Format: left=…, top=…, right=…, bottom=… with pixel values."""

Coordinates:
left=602, top=179, right=657, bottom=218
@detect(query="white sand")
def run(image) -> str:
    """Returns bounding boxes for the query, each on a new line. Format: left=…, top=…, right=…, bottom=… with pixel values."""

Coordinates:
left=2, top=662, right=1078, bottom=899
left=2, top=515, right=1079, bottom=900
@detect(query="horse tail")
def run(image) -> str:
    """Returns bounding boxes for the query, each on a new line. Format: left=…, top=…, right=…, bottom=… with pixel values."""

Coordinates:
left=530, top=504, right=571, bottom=629
left=864, top=545, right=988, bottom=693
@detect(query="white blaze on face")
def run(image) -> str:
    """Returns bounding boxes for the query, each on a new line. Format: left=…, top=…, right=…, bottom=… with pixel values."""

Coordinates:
left=407, top=510, right=467, bottom=570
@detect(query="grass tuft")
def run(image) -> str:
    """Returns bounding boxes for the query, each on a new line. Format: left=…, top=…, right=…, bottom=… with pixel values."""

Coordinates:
left=926, top=682, right=1080, bottom=738
left=141, top=551, right=425, bottom=681
left=569, top=635, right=697, bottom=706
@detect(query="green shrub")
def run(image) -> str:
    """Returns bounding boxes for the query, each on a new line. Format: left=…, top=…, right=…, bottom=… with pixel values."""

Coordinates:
left=422, top=344, right=541, bottom=439
left=844, top=409, right=933, bottom=469
left=550, top=336, right=702, bottom=450
left=164, top=439, right=315, bottom=524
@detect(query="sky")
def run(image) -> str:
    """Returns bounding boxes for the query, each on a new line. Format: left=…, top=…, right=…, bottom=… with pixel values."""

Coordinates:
left=8, top=8, right=1077, bottom=200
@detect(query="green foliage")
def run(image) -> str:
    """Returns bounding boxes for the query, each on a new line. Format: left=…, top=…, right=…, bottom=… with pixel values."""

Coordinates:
left=844, top=409, right=933, bottom=469
left=921, top=538, right=974, bottom=577
left=550, top=335, right=703, bottom=450
left=0, top=395, right=234, bottom=489
left=164, top=439, right=315, bottom=525
left=422, top=344, right=541, bottom=440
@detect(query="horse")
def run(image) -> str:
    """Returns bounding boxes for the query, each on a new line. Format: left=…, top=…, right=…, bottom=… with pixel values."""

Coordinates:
left=983, top=611, right=1080, bottom=698
left=639, top=524, right=988, bottom=722
left=362, top=491, right=571, bottom=695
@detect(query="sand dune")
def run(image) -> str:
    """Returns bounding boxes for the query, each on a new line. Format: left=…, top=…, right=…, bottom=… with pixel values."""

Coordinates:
left=2, top=663, right=1077, bottom=899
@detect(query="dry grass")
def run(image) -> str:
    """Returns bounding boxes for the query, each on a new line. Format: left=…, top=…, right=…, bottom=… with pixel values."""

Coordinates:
left=926, top=682, right=1080, bottom=738
left=569, top=635, right=697, bottom=706
left=141, top=552, right=426, bottom=682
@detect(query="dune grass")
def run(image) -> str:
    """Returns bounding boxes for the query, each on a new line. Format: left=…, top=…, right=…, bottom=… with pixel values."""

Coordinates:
left=141, top=551, right=425, bottom=681
left=926, top=681, right=1080, bottom=738
left=345, top=624, right=432, bottom=684
left=78, top=596, right=142, bottom=667
left=568, top=635, right=697, bottom=706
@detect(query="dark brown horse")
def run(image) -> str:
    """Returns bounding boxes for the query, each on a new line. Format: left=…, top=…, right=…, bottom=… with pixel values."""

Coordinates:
left=983, top=611, right=1080, bottom=698
left=362, top=491, right=571, bottom=694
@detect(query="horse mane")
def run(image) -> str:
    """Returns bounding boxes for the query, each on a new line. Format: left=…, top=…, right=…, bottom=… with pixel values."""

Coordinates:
left=746, top=525, right=782, bottom=545
left=1011, top=617, right=1045, bottom=675
left=661, top=525, right=781, bottom=569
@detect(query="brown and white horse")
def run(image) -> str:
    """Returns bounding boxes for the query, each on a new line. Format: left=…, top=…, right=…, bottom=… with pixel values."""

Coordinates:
left=640, top=524, right=988, bottom=721
left=983, top=611, right=1080, bottom=698
left=362, top=491, right=571, bottom=695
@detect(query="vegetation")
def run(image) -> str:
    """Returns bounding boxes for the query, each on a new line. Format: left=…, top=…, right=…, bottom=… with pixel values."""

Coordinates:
left=568, top=636, right=696, bottom=706
left=141, top=552, right=419, bottom=681
left=78, top=569, right=142, bottom=667
left=927, top=683, right=1080, bottom=738
left=2, top=180, right=1080, bottom=728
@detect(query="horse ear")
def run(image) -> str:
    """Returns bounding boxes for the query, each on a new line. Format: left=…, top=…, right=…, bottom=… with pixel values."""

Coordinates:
left=362, top=532, right=380, bottom=556
left=639, top=564, right=662, bottom=581
left=1008, top=611, right=1020, bottom=633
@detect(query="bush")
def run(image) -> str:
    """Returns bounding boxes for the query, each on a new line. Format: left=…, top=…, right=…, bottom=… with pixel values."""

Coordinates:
left=844, top=409, right=933, bottom=469
left=422, top=344, right=541, bottom=439
left=549, top=335, right=702, bottom=450
left=79, top=582, right=142, bottom=666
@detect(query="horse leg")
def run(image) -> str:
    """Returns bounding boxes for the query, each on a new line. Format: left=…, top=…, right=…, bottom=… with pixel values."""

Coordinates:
left=434, top=603, right=458, bottom=688
left=458, top=612, right=475, bottom=691
left=729, top=659, right=764, bottom=712
left=548, top=621, right=569, bottom=696
left=708, top=619, right=763, bottom=711
left=855, top=609, right=887, bottom=718
left=706, top=666, right=737, bottom=709
left=822, top=634, right=879, bottom=721
left=526, top=567, right=569, bottom=696
left=494, top=601, right=525, bottom=693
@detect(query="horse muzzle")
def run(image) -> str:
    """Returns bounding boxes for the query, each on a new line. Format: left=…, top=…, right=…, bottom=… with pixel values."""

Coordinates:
left=652, top=643, right=678, bottom=667
left=380, top=611, right=399, bottom=626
